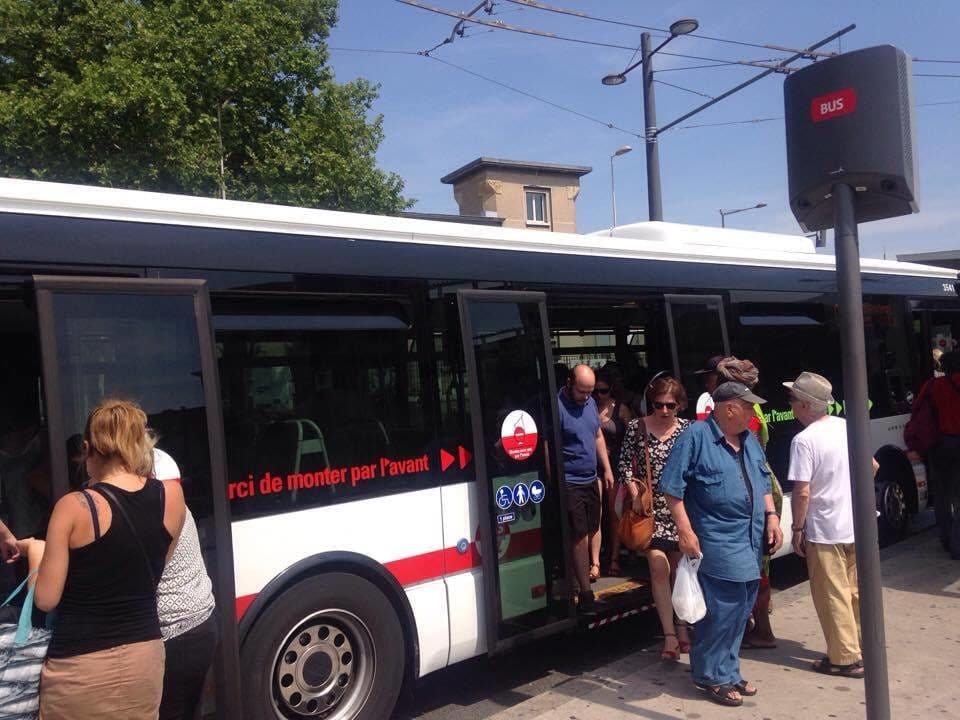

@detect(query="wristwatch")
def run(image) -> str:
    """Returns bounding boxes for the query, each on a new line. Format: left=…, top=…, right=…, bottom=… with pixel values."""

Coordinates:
left=764, top=511, right=780, bottom=519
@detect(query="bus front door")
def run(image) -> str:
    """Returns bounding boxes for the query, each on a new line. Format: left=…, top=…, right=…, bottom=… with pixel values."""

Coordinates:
left=33, top=276, right=241, bottom=719
left=457, top=290, right=576, bottom=655
left=665, top=294, right=731, bottom=416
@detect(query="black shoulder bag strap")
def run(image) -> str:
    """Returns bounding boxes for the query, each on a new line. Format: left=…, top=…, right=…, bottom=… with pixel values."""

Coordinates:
left=95, top=481, right=164, bottom=585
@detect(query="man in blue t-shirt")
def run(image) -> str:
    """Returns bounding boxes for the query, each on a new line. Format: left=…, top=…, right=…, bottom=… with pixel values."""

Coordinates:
left=557, top=364, right=614, bottom=612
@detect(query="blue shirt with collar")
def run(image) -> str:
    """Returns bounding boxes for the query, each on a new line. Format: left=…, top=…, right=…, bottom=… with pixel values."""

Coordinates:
left=659, top=415, right=772, bottom=582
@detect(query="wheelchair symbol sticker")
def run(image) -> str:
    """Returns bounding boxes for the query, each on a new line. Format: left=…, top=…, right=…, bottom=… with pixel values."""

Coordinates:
left=495, top=485, right=514, bottom=510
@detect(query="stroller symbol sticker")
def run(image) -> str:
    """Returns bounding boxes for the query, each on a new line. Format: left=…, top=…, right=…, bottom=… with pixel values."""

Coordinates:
left=500, top=410, right=539, bottom=462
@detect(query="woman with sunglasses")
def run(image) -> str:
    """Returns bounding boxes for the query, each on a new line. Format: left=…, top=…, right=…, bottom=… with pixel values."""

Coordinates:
left=593, top=365, right=633, bottom=578
left=617, top=376, right=691, bottom=661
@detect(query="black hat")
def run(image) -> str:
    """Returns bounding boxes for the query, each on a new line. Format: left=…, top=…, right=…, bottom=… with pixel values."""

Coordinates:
left=694, top=355, right=725, bottom=375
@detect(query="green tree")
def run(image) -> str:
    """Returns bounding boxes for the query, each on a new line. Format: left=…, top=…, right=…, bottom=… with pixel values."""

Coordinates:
left=0, top=0, right=409, bottom=213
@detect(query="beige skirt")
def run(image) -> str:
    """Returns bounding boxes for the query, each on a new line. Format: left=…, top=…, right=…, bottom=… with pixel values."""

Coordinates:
left=39, top=639, right=165, bottom=720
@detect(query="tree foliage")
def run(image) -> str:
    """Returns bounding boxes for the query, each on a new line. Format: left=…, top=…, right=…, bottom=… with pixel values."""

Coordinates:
left=0, top=0, right=409, bottom=213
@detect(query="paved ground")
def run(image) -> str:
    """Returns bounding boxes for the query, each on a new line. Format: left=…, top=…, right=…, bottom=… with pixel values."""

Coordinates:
left=395, top=515, right=959, bottom=719
left=477, top=531, right=959, bottom=720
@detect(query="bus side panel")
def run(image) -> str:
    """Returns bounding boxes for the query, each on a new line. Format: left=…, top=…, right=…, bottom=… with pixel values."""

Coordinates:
left=441, top=481, right=486, bottom=665
left=230, top=486, right=451, bottom=674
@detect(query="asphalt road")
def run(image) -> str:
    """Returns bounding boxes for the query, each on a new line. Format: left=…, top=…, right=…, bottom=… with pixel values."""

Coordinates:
left=393, top=511, right=934, bottom=719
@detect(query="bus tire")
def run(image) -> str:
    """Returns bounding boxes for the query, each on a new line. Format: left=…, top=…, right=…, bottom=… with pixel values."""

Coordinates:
left=876, top=479, right=907, bottom=546
left=242, top=572, right=405, bottom=720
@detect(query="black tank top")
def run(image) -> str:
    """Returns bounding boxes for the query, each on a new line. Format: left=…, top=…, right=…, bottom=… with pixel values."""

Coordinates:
left=48, top=479, right=172, bottom=658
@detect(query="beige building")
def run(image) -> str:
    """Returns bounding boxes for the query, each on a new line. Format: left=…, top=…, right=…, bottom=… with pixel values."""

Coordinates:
left=441, top=158, right=591, bottom=233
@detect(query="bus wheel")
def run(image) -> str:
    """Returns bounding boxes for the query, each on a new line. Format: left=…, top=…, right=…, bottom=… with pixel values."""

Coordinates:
left=242, top=572, right=405, bottom=720
left=876, top=479, right=907, bottom=546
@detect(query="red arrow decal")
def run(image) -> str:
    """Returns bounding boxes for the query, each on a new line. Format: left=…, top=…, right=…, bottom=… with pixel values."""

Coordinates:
left=459, top=445, right=472, bottom=470
left=440, top=448, right=455, bottom=472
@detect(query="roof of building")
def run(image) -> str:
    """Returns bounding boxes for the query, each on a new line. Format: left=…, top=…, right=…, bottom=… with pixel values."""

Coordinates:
left=400, top=210, right=504, bottom=226
left=441, top=157, right=592, bottom=185
left=897, top=250, right=960, bottom=269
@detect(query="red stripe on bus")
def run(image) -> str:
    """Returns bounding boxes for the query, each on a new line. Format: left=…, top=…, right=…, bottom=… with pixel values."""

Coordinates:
left=232, top=529, right=542, bottom=621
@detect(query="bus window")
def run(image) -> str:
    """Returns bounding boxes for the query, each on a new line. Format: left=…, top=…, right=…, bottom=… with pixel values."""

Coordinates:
left=216, top=311, right=440, bottom=519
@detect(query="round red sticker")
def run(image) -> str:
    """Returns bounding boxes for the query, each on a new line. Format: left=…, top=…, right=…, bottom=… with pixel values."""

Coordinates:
left=500, top=410, right=538, bottom=461
left=695, top=391, right=715, bottom=421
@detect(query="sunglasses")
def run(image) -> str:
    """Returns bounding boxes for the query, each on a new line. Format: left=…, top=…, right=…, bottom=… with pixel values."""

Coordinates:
left=652, top=401, right=677, bottom=410
left=594, top=387, right=611, bottom=395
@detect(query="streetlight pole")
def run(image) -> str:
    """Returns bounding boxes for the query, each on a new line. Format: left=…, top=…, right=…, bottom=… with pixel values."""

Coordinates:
left=641, top=33, right=662, bottom=222
left=719, top=202, right=767, bottom=227
left=610, top=145, right=633, bottom=228
left=602, top=19, right=698, bottom=223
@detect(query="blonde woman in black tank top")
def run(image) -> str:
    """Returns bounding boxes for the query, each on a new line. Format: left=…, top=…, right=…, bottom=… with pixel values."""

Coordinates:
left=18, top=399, right=186, bottom=720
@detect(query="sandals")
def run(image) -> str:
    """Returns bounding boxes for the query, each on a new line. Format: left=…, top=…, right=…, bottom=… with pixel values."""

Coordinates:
left=660, top=633, right=680, bottom=662
left=589, top=564, right=600, bottom=582
left=734, top=680, right=757, bottom=696
left=694, top=682, right=743, bottom=707
left=811, top=655, right=865, bottom=678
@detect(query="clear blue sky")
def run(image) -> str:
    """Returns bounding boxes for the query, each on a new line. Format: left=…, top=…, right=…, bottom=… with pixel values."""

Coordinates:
left=329, top=1, right=959, bottom=259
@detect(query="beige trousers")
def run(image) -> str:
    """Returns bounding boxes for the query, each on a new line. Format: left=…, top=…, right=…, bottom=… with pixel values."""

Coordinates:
left=806, top=541, right=862, bottom=666
left=39, top=639, right=165, bottom=720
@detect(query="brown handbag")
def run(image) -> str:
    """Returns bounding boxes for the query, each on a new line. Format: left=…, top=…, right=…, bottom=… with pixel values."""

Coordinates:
left=618, top=419, right=655, bottom=551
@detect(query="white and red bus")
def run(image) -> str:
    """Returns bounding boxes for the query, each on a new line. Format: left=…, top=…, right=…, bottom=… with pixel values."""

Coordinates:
left=0, top=178, right=954, bottom=719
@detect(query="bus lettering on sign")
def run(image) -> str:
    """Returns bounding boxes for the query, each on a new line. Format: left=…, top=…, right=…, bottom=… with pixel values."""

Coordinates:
left=810, top=87, right=857, bottom=123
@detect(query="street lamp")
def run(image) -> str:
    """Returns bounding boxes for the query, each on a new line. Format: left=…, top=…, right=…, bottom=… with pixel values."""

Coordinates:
left=719, top=202, right=767, bottom=227
left=602, top=18, right=699, bottom=222
left=610, top=145, right=633, bottom=228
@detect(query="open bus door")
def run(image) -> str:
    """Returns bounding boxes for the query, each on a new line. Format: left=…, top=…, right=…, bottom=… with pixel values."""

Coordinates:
left=665, top=294, right=732, bottom=417
left=456, top=290, right=577, bottom=655
left=32, top=276, right=242, bottom=719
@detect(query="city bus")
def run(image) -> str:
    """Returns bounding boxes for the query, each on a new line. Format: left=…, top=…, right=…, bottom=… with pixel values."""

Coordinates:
left=0, top=177, right=955, bottom=719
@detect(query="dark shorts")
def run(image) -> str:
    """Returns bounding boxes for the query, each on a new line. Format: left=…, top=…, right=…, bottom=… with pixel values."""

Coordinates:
left=566, top=481, right=601, bottom=539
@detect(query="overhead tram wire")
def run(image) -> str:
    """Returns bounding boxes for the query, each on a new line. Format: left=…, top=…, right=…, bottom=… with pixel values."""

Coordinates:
left=426, top=55, right=643, bottom=138
left=654, top=79, right=714, bottom=100
left=396, top=0, right=797, bottom=72
left=502, top=0, right=837, bottom=56
left=327, top=47, right=958, bottom=136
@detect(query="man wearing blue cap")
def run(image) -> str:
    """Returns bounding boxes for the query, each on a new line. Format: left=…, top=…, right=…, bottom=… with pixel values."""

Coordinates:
left=660, top=381, right=784, bottom=708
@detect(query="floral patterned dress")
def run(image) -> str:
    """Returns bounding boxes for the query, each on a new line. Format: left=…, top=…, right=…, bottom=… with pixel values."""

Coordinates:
left=617, top=417, right=691, bottom=551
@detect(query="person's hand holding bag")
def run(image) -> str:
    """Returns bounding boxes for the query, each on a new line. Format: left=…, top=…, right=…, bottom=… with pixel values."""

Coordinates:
left=672, top=553, right=707, bottom=624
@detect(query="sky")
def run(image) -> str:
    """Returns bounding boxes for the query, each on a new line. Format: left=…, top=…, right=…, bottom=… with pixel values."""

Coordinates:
left=329, top=1, right=960, bottom=259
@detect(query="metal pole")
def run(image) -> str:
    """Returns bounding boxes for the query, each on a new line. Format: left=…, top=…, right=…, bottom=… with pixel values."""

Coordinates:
left=832, top=182, right=891, bottom=720
left=610, top=154, right=618, bottom=227
left=720, top=211, right=725, bottom=227
left=641, top=32, right=663, bottom=221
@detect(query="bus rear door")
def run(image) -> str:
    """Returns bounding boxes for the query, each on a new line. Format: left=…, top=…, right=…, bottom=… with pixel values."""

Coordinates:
left=33, top=275, right=241, bottom=718
left=457, top=290, right=576, bottom=655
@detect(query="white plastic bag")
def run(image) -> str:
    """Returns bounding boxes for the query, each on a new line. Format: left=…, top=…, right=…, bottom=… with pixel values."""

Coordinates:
left=672, top=554, right=707, bottom=624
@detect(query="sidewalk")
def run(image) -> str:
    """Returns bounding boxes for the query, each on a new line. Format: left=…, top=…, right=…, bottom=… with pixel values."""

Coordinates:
left=487, top=529, right=960, bottom=719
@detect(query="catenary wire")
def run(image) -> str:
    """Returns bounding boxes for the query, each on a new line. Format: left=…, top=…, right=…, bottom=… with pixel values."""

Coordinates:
left=396, top=0, right=798, bottom=70
left=654, top=79, right=714, bottom=99
left=501, top=0, right=788, bottom=52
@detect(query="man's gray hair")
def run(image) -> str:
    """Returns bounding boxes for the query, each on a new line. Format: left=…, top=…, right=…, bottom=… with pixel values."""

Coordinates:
left=805, top=398, right=829, bottom=417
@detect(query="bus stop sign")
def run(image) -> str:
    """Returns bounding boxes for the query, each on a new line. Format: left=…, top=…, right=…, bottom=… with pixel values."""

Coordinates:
left=784, top=45, right=918, bottom=232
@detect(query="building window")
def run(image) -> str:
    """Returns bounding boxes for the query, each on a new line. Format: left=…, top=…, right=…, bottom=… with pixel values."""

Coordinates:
left=525, top=189, right=549, bottom=226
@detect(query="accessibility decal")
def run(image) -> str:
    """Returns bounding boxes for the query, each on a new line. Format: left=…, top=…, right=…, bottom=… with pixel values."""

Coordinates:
left=495, top=485, right=514, bottom=510
left=529, top=479, right=545, bottom=504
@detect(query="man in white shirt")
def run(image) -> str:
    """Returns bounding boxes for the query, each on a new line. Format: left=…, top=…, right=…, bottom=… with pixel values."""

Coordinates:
left=785, top=372, right=864, bottom=679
